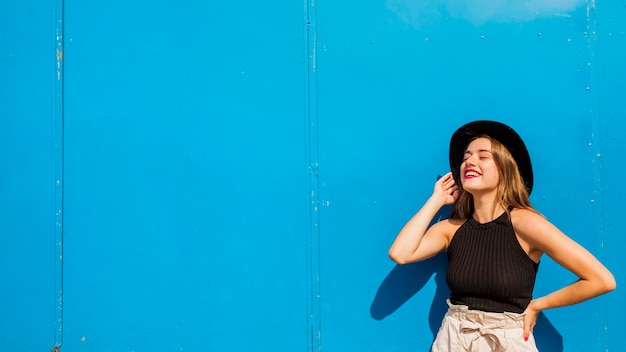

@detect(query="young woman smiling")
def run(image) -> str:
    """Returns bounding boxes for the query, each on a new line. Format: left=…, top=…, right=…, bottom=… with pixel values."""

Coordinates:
left=388, top=120, right=615, bottom=351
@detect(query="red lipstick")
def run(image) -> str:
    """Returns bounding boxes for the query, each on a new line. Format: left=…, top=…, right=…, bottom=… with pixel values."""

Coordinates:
left=463, top=168, right=481, bottom=179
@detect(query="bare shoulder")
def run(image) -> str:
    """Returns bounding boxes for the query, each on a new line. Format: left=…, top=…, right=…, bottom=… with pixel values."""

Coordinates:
left=430, top=217, right=465, bottom=246
left=510, top=207, right=565, bottom=251
left=510, top=208, right=550, bottom=232
left=510, top=207, right=544, bottom=220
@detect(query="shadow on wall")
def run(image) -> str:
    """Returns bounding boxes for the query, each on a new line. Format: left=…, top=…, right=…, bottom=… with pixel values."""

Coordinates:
left=370, top=252, right=450, bottom=339
left=370, top=205, right=564, bottom=351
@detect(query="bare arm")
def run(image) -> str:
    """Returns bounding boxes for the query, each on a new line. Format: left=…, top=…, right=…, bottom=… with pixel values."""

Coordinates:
left=388, top=172, right=458, bottom=264
left=512, top=209, right=616, bottom=339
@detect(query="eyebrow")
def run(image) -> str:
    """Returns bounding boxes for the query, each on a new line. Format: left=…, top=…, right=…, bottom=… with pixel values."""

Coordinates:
left=464, top=149, right=493, bottom=154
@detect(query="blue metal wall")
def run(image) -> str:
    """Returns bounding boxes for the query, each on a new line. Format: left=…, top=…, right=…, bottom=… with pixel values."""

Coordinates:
left=1, top=0, right=62, bottom=350
left=1, top=0, right=624, bottom=351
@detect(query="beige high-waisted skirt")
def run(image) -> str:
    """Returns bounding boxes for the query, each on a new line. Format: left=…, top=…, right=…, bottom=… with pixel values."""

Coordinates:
left=431, top=300, right=539, bottom=352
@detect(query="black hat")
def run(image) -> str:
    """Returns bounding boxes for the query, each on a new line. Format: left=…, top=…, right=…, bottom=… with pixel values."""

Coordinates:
left=449, top=120, right=533, bottom=194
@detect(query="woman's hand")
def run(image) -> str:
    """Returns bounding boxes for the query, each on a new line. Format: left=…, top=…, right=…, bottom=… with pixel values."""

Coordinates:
left=434, top=172, right=459, bottom=205
left=522, top=300, right=540, bottom=341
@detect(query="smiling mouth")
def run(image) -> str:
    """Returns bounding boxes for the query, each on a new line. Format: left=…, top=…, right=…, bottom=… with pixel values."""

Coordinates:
left=464, top=169, right=481, bottom=179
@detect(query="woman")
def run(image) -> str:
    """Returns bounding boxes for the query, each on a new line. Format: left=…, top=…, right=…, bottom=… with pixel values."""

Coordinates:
left=388, top=120, right=615, bottom=351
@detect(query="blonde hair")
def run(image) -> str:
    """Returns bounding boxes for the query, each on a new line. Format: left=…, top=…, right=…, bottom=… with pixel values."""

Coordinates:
left=451, top=135, right=535, bottom=219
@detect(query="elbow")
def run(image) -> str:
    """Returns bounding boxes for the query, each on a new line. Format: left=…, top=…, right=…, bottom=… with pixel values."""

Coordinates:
left=388, top=248, right=409, bottom=265
left=602, top=272, right=617, bottom=293
left=594, top=270, right=617, bottom=295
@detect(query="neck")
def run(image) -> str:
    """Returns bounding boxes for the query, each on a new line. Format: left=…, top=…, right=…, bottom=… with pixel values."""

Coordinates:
left=471, top=193, right=506, bottom=223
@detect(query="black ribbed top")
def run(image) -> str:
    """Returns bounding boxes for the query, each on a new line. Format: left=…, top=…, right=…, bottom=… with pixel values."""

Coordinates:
left=446, top=211, right=539, bottom=313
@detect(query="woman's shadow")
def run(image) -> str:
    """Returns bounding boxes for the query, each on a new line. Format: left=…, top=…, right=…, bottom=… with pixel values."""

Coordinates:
left=370, top=204, right=564, bottom=351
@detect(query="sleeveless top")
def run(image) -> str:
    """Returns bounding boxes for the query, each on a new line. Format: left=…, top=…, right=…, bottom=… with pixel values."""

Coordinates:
left=446, top=211, right=539, bottom=314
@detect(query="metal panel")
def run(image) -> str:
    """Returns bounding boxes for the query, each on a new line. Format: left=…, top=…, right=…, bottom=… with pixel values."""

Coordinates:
left=595, top=1, right=626, bottom=349
left=1, top=0, right=625, bottom=351
left=316, top=1, right=623, bottom=351
left=0, top=0, right=62, bottom=350
left=61, top=1, right=308, bottom=351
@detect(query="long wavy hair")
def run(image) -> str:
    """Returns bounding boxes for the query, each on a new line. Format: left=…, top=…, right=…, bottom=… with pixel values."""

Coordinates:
left=451, top=135, right=535, bottom=219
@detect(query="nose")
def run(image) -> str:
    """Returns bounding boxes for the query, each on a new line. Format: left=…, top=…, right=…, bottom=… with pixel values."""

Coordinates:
left=464, top=154, right=477, bottom=167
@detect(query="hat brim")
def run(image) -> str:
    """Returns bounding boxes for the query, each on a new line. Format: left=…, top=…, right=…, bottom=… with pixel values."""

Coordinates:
left=449, top=120, right=533, bottom=194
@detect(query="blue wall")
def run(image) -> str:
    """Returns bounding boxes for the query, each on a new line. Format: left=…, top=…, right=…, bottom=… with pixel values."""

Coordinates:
left=1, top=0, right=62, bottom=349
left=1, top=0, right=624, bottom=351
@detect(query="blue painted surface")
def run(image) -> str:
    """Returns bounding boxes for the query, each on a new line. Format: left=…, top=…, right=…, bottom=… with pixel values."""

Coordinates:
left=0, top=0, right=62, bottom=350
left=60, top=1, right=308, bottom=351
left=315, top=3, right=619, bottom=351
left=1, top=0, right=625, bottom=351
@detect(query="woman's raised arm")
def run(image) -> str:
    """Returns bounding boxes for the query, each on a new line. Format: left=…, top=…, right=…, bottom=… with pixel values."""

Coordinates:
left=388, top=172, right=459, bottom=264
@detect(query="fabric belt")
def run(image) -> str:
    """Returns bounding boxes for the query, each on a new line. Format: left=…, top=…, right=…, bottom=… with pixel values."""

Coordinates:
left=448, top=299, right=524, bottom=352
left=460, top=319, right=508, bottom=351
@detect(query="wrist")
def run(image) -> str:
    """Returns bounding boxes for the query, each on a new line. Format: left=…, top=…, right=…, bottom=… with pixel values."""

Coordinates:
left=428, top=194, right=448, bottom=208
left=528, top=298, right=546, bottom=312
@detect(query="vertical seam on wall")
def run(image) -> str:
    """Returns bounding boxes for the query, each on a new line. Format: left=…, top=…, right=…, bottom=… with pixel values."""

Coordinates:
left=54, top=0, right=65, bottom=349
left=305, top=0, right=321, bottom=351
left=586, top=0, right=608, bottom=350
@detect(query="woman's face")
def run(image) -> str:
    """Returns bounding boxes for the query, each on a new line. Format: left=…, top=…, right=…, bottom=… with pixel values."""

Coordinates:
left=460, top=137, right=500, bottom=194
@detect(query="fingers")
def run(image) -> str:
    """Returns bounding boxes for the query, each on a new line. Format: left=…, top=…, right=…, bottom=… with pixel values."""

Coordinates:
left=523, top=326, right=530, bottom=341
left=441, top=173, right=457, bottom=193
left=522, top=314, right=536, bottom=342
left=434, top=173, right=459, bottom=205
left=522, top=317, right=530, bottom=341
left=440, top=171, right=454, bottom=182
left=438, top=172, right=455, bottom=187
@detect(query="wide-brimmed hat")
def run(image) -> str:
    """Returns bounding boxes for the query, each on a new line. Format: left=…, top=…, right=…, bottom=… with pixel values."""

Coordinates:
left=449, top=120, right=533, bottom=194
